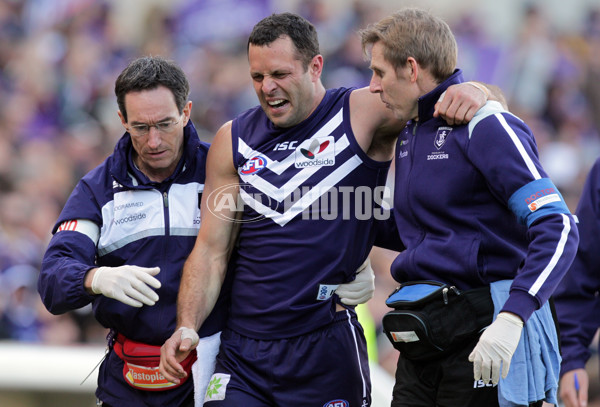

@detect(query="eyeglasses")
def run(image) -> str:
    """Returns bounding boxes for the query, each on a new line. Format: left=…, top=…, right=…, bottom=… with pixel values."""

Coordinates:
left=127, top=117, right=182, bottom=137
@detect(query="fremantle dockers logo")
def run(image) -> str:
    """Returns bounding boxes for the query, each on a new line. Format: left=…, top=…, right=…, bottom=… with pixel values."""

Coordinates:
left=434, top=127, right=452, bottom=150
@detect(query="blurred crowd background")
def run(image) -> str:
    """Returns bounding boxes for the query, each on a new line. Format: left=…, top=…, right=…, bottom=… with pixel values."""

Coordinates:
left=1, top=0, right=600, bottom=402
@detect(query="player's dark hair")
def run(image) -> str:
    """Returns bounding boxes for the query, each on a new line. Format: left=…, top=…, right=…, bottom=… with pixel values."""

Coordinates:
left=248, top=12, right=320, bottom=70
left=115, top=56, right=190, bottom=122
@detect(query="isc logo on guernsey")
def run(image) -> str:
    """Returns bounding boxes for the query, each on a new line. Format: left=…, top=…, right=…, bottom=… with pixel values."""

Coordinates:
left=323, top=400, right=349, bottom=407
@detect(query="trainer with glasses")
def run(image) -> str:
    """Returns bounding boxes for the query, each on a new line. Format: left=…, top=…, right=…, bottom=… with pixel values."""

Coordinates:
left=37, top=56, right=222, bottom=407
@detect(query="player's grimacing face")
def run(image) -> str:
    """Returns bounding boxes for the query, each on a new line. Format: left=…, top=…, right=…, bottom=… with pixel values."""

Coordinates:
left=248, top=36, right=317, bottom=128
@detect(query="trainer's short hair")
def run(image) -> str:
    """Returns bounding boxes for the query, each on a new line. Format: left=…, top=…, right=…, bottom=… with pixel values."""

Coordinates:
left=359, top=8, right=457, bottom=83
left=115, top=56, right=190, bottom=122
left=248, top=12, right=320, bottom=71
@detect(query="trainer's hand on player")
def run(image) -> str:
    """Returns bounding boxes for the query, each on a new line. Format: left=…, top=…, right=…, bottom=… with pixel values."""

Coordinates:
left=560, top=369, right=588, bottom=407
left=434, top=81, right=488, bottom=125
left=469, top=312, right=523, bottom=385
left=336, top=258, right=375, bottom=305
left=89, top=265, right=161, bottom=307
left=160, top=327, right=199, bottom=384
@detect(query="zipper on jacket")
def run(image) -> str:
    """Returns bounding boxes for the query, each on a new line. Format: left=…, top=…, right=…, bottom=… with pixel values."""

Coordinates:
left=162, top=190, right=171, bottom=237
left=405, top=121, right=427, bottom=274
left=407, top=121, right=420, bottom=224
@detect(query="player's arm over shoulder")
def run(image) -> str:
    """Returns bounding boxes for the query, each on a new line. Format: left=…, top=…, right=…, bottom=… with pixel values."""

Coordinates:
left=349, top=87, right=403, bottom=162
left=476, top=82, right=508, bottom=109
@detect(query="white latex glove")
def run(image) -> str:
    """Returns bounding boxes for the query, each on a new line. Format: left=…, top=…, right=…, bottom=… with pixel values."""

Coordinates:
left=468, top=312, right=524, bottom=384
left=91, top=265, right=161, bottom=307
left=335, top=258, right=375, bottom=305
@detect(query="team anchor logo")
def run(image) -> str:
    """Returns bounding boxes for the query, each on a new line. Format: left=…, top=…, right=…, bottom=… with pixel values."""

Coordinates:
left=295, top=136, right=335, bottom=168
left=434, top=127, right=452, bottom=150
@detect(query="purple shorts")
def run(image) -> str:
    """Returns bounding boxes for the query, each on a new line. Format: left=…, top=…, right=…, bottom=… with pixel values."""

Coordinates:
left=203, top=309, right=371, bottom=406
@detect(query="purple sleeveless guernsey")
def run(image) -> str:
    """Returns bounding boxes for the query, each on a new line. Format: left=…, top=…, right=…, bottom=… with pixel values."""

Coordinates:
left=228, top=87, right=390, bottom=339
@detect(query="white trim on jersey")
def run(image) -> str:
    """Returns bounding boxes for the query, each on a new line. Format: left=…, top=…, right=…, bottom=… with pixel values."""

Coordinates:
left=468, top=100, right=566, bottom=299
left=528, top=213, right=572, bottom=296
left=344, top=309, right=369, bottom=400
left=237, top=108, right=344, bottom=176
left=495, top=114, right=542, bottom=180
left=240, top=155, right=363, bottom=227
left=56, top=219, right=100, bottom=244
left=468, top=100, right=542, bottom=180
left=97, top=183, right=203, bottom=256
left=168, top=183, right=204, bottom=235
left=240, top=134, right=351, bottom=203
left=468, top=100, right=506, bottom=136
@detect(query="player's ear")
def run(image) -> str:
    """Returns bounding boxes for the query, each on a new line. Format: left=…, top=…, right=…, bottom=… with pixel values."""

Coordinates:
left=309, top=54, right=323, bottom=80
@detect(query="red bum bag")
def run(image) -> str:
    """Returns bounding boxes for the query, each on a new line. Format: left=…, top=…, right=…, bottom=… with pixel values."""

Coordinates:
left=113, top=334, right=197, bottom=391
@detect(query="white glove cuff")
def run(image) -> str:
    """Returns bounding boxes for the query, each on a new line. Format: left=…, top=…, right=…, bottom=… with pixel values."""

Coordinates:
left=90, top=267, right=106, bottom=295
left=178, top=327, right=200, bottom=347
left=497, top=312, right=523, bottom=327
left=356, top=258, right=370, bottom=273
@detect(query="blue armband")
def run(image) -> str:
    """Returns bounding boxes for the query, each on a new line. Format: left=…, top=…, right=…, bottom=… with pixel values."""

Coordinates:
left=508, top=178, right=570, bottom=227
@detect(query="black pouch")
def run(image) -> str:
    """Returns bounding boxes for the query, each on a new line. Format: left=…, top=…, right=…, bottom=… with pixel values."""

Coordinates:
left=382, top=281, right=493, bottom=361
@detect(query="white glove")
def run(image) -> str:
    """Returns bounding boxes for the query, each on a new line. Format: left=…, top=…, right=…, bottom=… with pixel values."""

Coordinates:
left=91, top=265, right=161, bottom=307
left=468, top=312, right=523, bottom=384
left=336, top=258, right=375, bottom=305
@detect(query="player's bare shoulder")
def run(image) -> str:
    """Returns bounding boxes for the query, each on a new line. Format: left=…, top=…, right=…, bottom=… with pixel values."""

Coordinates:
left=349, top=87, right=403, bottom=162
left=206, top=120, right=236, bottom=176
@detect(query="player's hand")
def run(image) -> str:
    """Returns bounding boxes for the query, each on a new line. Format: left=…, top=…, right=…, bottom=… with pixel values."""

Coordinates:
left=336, top=258, right=375, bottom=305
left=560, top=369, right=588, bottom=407
left=159, top=327, right=199, bottom=384
left=434, top=81, right=488, bottom=125
left=468, top=312, right=523, bottom=384
left=91, top=265, right=161, bottom=307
